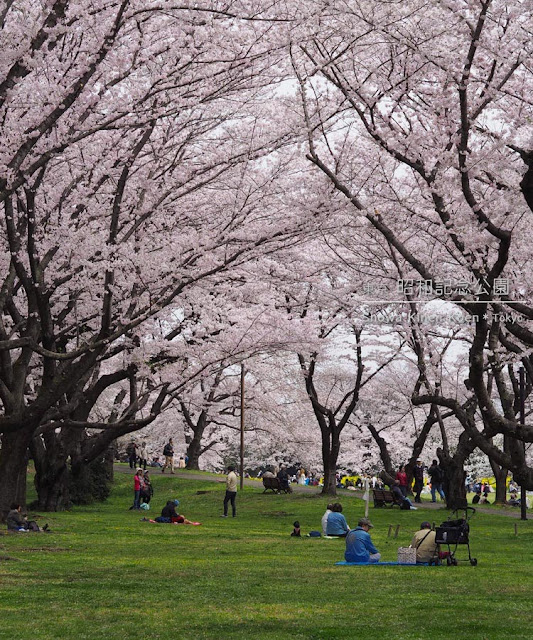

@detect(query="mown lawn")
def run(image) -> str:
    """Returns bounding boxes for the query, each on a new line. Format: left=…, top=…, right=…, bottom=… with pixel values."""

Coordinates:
left=1, top=471, right=532, bottom=640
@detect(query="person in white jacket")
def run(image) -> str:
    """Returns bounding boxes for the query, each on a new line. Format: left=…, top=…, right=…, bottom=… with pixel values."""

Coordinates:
left=138, top=442, right=148, bottom=471
left=321, top=503, right=333, bottom=536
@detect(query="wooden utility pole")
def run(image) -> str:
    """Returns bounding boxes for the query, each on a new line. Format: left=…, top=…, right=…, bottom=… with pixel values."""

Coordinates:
left=519, top=367, right=528, bottom=521
left=240, top=363, right=245, bottom=490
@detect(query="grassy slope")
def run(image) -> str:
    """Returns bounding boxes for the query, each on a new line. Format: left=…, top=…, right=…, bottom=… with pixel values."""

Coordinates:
left=1, top=473, right=532, bottom=640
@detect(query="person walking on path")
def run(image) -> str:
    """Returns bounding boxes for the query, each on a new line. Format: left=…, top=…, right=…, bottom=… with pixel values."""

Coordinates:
left=138, top=441, right=148, bottom=471
left=126, top=440, right=137, bottom=469
left=428, top=459, right=446, bottom=503
left=413, top=459, right=424, bottom=503
left=162, top=438, right=175, bottom=474
left=221, top=465, right=238, bottom=517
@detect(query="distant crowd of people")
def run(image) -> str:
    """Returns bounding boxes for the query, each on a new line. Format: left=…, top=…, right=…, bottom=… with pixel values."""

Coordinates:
left=125, top=438, right=189, bottom=473
left=259, top=465, right=321, bottom=487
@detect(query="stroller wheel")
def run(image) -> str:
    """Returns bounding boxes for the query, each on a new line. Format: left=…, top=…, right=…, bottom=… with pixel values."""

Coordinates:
left=451, top=556, right=458, bottom=566
left=470, top=558, right=478, bottom=566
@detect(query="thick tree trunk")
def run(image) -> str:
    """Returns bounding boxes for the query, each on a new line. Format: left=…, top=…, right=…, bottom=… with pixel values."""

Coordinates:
left=320, top=427, right=340, bottom=496
left=69, top=446, right=114, bottom=505
left=490, top=458, right=508, bottom=504
left=34, top=463, right=70, bottom=511
left=321, top=461, right=337, bottom=496
left=186, top=433, right=203, bottom=470
left=0, top=426, right=34, bottom=520
left=437, top=430, right=476, bottom=510
left=31, top=429, right=72, bottom=511
left=443, top=462, right=467, bottom=510
left=30, top=427, right=117, bottom=511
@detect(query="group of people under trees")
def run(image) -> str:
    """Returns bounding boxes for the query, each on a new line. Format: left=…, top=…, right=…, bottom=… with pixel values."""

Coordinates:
left=125, top=438, right=189, bottom=474
left=395, top=459, right=446, bottom=504
left=262, top=465, right=292, bottom=493
left=130, top=468, right=154, bottom=510
left=316, top=502, right=439, bottom=564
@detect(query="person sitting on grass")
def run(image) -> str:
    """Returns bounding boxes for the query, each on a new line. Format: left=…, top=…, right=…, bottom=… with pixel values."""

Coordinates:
left=6, top=504, right=48, bottom=532
left=321, top=503, right=333, bottom=536
left=410, top=521, right=438, bottom=564
left=344, top=517, right=381, bottom=563
left=326, top=503, right=350, bottom=537
left=155, top=500, right=194, bottom=524
left=507, top=492, right=521, bottom=507
left=291, top=521, right=301, bottom=537
left=6, top=504, right=29, bottom=532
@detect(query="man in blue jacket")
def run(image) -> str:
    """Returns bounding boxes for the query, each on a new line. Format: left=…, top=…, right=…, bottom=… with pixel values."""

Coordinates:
left=345, top=517, right=381, bottom=563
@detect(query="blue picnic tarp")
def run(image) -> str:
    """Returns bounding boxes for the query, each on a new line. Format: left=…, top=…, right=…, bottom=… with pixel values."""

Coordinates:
left=335, top=561, right=432, bottom=566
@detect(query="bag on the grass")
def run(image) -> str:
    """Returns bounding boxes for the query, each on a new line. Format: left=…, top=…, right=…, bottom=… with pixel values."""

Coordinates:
left=397, top=547, right=417, bottom=565
left=308, top=530, right=321, bottom=537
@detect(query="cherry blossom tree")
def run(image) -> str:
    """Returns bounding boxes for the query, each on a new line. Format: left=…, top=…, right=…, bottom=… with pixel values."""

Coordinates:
left=291, top=0, right=533, bottom=490
left=0, top=0, right=311, bottom=515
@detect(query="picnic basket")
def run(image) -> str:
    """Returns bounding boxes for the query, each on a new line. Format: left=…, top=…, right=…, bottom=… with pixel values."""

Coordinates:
left=397, top=546, right=417, bottom=565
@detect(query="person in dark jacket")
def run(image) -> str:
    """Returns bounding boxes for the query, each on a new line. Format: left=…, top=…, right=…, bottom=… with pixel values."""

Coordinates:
left=6, top=504, right=45, bottom=532
left=126, top=440, right=137, bottom=469
left=161, top=500, right=180, bottom=520
left=155, top=500, right=193, bottom=524
left=277, top=465, right=292, bottom=492
left=413, top=460, right=424, bottom=503
left=141, top=470, right=153, bottom=505
left=6, top=504, right=28, bottom=531
left=392, top=481, right=417, bottom=510
left=428, top=459, right=446, bottom=502
left=162, top=439, right=175, bottom=474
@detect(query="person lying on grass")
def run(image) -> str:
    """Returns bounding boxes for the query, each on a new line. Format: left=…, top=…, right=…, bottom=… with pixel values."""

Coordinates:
left=154, top=500, right=194, bottom=524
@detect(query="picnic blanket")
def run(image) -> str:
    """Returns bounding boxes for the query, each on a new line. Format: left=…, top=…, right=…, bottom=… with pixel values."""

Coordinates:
left=147, top=519, right=202, bottom=525
left=335, top=561, right=431, bottom=566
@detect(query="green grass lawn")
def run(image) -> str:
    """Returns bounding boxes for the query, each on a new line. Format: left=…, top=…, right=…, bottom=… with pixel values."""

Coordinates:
left=1, top=472, right=532, bottom=640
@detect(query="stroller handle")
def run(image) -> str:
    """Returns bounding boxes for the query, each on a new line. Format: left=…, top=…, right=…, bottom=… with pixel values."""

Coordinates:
left=451, top=505, right=476, bottom=519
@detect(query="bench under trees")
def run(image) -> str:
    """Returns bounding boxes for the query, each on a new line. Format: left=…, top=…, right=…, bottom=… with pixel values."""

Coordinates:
left=262, top=477, right=292, bottom=494
left=372, top=489, right=402, bottom=508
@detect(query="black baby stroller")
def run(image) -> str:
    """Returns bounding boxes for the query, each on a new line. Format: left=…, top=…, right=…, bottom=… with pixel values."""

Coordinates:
left=435, top=506, right=477, bottom=566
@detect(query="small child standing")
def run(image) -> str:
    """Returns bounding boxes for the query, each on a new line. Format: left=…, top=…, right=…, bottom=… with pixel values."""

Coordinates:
left=291, top=520, right=301, bottom=537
